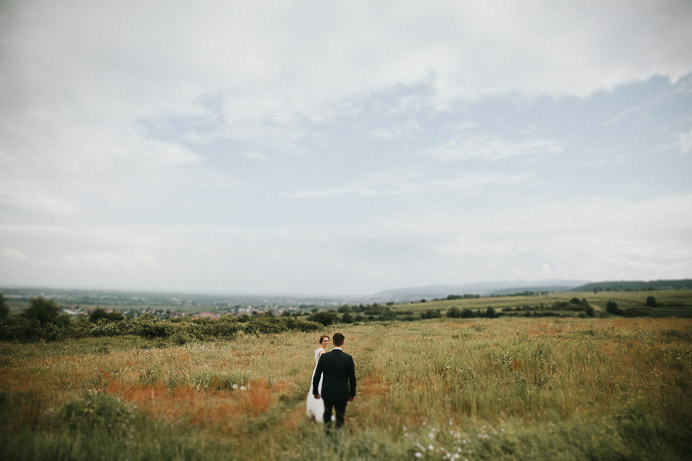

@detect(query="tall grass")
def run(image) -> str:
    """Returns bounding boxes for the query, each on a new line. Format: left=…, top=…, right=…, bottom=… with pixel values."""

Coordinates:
left=1, top=318, right=691, bottom=459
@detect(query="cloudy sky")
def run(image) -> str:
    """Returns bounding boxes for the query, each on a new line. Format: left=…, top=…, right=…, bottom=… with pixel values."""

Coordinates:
left=1, top=1, right=691, bottom=296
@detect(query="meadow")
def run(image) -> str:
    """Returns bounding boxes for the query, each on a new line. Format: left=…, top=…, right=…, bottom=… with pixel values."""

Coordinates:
left=391, top=289, right=692, bottom=317
left=1, top=312, right=691, bottom=460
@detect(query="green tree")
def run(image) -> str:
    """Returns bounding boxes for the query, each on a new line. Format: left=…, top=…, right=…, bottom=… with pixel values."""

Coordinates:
left=308, top=311, right=337, bottom=326
left=0, top=293, right=8, bottom=319
left=484, top=307, right=497, bottom=318
left=420, top=309, right=441, bottom=319
left=23, top=297, right=61, bottom=326
left=645, top=296, right=658, bottom=307
left=606, top=301, right=623, bottom=315
left=341, top=312, right=354, bottom=324
left=461, top=308, right=475, bottom=318
left=89, top=308, right=109, bottom=323
left=90, top=308, right=124, bottom=323
left=446, top=306, right=462, bottom=318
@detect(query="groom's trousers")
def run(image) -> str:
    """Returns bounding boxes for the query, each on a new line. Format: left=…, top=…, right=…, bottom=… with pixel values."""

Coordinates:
left=322, top=399, right=347, bottom=433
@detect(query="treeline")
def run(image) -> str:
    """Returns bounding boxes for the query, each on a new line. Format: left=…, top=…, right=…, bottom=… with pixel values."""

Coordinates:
left=299, top=294, right=687, bottom=325
left=306, top=304, right=410, bottom=325
left=500, top=298, right=597, bottom=318
left=0, top=296, right=320, bottom=343
left=574, top=279, right=692, bottom=292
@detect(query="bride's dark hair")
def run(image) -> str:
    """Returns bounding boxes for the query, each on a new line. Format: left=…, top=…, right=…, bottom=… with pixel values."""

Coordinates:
left=319, top=335, right=330, bottom=343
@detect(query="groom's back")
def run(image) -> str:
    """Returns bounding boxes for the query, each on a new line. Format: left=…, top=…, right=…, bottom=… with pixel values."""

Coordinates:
left=318, top=350, right=355, bottom=402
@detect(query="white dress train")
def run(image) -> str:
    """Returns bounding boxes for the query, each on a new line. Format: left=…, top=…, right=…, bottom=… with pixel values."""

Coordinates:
left=306, top=346, right=325, bottom=422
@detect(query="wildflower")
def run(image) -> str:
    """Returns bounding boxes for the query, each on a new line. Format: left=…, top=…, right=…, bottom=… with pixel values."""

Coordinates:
left=240, top=385, right=246, bottom=391
left=415, top=453, right=422, bottom=458
left=232, top=384, right=238, bottom=390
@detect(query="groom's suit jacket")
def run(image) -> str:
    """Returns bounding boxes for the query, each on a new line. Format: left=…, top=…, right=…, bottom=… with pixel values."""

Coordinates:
left=312, top=348, right=356, bottom=403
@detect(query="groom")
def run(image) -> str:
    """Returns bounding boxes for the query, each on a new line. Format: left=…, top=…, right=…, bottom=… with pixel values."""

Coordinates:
left=312, top=332, right=356, bottom=434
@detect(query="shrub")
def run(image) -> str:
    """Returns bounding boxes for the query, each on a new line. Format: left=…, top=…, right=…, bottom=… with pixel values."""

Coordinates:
left=645, top=296, right=658, bottom=307
left=461, top=308, right=475, bottom=318
left=623, top=307, right=653, bottom=317
left=0, top=315, right=43, bottom=342
left=446, top=306, right=462, bottom=318
left=137, top=319, right=174, bottom=338
left=308, top=311, right=338, bottom=326
left=89, top=308, right=124, bottom=323
left=606, top=301, right=623, bottom=315
left=484, top=307, right=498, bottom=318
left=0, top=293, right=7, bottom=320
left=23, top=297, right=61, bottom=326
left=420, top=309, right=441, bottom=319
left=54, top=390, right=141, bottom=437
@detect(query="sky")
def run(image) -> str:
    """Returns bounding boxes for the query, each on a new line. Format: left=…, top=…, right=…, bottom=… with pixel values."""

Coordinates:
left=1, top=1, right=692, bottom=296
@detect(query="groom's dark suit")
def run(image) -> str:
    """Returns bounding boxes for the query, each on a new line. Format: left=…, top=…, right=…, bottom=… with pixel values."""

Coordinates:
left=312, top=348, right=356, bottom=431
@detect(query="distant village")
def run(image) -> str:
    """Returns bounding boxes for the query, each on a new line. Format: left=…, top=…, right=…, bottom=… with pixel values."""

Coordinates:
left=2, top=287, right=354, bottom=320
left=60, top=304, right=302, bottom=320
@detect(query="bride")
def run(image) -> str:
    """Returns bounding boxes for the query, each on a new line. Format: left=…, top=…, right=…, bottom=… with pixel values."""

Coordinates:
left=306, top=335, right=330, bottom=422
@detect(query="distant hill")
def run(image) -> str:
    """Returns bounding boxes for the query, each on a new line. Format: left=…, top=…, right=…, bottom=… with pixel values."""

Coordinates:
left=488, top=285, right=578, bottom=296
left=573, top=279, right=692, bottom=292
left=374, top=280, right=587, bottom=301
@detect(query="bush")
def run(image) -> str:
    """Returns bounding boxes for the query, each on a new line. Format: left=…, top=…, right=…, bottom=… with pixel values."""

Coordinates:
left=137, top=319, right=174, bottom=338
left=0, top=311, right=320, bottom=343
left=645, top=296, right=658, bottom=307
left=420, top=309, right=442, bottom=319
left=89, top=308, right=124, bottom=323
left=55, top=390, right=141, bottom=437
left=446, top=306, right=462, bottom=318
left=308, top=311, right=338, bottom=326
left=623, top=307, right=653, bottom=317
left=484, top=307, right=498, bottom=318
left=606, top=301, right=623, bottom=315
left=0, top=293, right=7, bottom=320
left=0, top=315, right=43, bottom=342
left=461, top=308, right=475, bottom=318
left=23, top=297, right=61, bottom=326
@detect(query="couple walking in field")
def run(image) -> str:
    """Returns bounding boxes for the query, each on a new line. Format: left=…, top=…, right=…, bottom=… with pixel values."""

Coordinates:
left=306, top=332, right=357, bottom=435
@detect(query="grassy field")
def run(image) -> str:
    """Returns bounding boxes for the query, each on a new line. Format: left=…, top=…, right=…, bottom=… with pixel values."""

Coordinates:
left=2, top=315, right=691, bottom=459
left=390, top=289, right=692, bottom=317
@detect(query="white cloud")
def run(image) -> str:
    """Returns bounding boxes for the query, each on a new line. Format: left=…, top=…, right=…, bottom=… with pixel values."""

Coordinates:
left=672, top=129, right=692, bottom=154
left=4, top=1, right=691, bottom=133
left=426, top=135, right=563, bottom=161
left=241, top=151, right=270, bottom=161
left=1, top=247, right=30, bottom=261
left=142, top=140, right=205, bottom=166
left=281, top=168, right=529, bottom=200
left=1, top=1, right=691, bottom=294
left=0, top=193, right=690, bottom=294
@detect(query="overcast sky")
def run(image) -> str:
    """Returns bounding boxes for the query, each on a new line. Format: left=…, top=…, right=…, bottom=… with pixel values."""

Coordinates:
left=1, top=1, right=691, bottom=296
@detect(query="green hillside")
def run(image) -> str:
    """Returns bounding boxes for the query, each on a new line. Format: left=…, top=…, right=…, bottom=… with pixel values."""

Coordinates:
left=574, top=279, right=692, bottom=291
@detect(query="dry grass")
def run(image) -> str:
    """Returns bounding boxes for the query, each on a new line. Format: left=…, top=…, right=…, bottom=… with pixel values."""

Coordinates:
left=1, top=318, right=691, bottom=459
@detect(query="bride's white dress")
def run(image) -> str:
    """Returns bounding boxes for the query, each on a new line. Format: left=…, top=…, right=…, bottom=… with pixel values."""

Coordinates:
left=306, top=346, right=325, bottom=422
